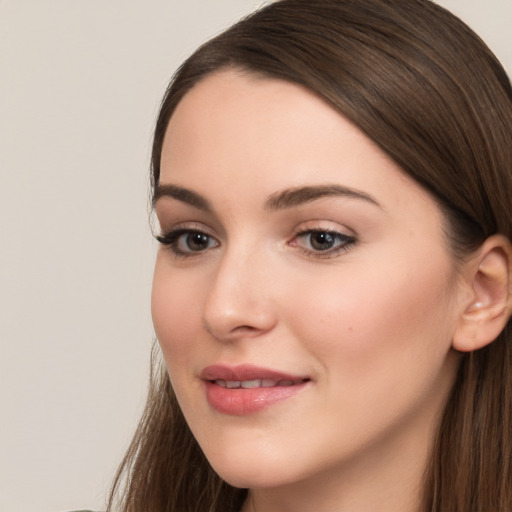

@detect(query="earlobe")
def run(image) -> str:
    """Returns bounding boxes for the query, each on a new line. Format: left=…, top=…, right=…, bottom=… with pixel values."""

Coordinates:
left=452, top=235, right=512, bottom=352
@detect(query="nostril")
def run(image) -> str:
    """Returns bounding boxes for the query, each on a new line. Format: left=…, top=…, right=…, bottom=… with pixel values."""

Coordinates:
left=234, top=325, right=258, bottom=333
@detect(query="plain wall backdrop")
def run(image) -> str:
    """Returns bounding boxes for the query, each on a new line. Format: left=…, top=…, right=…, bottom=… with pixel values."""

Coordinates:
left=1, top=1, right=510, bottom=511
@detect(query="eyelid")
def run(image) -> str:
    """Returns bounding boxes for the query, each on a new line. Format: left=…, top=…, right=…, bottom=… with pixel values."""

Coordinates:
left=291, top=220, right=356, bottom=239
left=155, top=221, right=214, bottom=238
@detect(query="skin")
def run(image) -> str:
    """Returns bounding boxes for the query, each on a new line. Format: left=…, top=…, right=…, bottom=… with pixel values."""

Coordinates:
left=152, top=70, right=471, bottom=512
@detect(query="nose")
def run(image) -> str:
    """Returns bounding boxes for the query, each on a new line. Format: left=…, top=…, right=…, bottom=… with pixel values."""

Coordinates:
left=202, top=247, right=278, bottom=342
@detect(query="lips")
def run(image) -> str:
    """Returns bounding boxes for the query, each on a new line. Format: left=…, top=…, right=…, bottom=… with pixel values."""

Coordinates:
left=200, top=364, right=310, bottom=415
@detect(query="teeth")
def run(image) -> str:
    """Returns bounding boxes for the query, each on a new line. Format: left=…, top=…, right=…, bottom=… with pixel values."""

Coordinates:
left=241, top=379, right=261, bottom=389
left=213, top=379, right=300, bottom=388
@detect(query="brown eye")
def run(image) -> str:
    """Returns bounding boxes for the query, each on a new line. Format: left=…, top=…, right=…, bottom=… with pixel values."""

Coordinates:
left=309, top=231, right=337, bottom=251
left=293, top=229, right=356, bottom=257
left=174, top=231, right=219, bottom=254
left=183, top=232, right=211, bottom=251
left=155, top=229, right=219, bottom=256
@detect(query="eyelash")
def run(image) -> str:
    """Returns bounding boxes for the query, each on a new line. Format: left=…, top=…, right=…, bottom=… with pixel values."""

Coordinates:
left=154, top=227, right=356, bottom=259
left=155, top=228, right=219, bottom=257
left=291, top=229, right=356, bottom=259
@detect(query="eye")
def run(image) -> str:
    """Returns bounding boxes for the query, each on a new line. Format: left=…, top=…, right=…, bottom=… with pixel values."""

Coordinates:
left=155, top=229, right=219, bottom=256
left=292, top=229, right=355, bottom=258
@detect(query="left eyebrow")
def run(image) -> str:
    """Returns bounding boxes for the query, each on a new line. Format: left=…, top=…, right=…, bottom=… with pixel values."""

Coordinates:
left=264, top=184, right=382, bottom=211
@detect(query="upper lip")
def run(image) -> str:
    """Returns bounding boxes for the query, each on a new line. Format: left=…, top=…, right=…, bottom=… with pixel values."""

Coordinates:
left=200, top=364, right=309, bottom=382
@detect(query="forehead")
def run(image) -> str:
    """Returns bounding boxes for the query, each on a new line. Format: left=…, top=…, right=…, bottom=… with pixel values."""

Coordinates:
left=160, top=69, right=439, bottom=223
left=163, top=69, right=352, bottom=164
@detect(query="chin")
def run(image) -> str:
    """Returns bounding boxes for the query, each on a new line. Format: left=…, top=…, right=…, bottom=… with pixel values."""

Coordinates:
left=214, top=465, right=296, bottom=490
left=203, top=444, right=311, bottom=490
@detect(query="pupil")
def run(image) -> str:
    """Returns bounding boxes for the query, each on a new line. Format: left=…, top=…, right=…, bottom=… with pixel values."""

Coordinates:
left=187, top=233, right=209, bottom=251
left=311, top=232, right=334, bottom=250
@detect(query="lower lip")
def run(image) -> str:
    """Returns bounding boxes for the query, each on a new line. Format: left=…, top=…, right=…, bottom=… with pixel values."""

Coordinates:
left=204, top=381, right=308, bottom=415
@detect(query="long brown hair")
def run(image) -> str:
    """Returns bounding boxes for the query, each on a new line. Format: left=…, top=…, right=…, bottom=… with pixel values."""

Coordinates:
left=108, top=1, right=512, bottom=511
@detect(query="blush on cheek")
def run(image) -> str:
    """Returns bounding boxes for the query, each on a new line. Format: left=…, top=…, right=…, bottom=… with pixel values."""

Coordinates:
left=152, top=264, right=195, bottom=325
left=293, top=257, right=455, bottom=367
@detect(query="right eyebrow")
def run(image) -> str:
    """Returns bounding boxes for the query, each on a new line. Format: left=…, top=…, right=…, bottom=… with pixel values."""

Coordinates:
left=153, top=184, right=212, bottom=212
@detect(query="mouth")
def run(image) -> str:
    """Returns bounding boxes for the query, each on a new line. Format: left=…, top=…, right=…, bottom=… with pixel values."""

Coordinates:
left=213, top=378, right=308, bottom=389
left=200, top=364, right=311, bottom=415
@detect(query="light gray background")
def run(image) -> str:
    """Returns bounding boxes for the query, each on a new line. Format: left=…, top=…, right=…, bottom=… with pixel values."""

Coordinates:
left=1, top=1, right=510, bottom=511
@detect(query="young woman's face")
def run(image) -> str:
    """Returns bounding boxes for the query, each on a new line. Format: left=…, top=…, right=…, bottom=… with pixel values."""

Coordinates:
left=152, top=70, right=464, bottom=495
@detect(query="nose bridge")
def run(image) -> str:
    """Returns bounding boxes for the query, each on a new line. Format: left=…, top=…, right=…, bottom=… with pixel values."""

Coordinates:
left=202, top=237, right=276, bottom=340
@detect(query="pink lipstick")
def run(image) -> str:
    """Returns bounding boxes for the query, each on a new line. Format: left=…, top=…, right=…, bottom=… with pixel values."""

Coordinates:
left=200, top=364, right=310, bottom=415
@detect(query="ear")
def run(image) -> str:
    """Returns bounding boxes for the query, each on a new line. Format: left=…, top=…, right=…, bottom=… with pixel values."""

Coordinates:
left=452, top=235, right=512, bottom=352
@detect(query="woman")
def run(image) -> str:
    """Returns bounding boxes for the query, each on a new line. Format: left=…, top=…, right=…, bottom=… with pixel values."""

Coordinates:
left=108, top=0, right=512, bottom=511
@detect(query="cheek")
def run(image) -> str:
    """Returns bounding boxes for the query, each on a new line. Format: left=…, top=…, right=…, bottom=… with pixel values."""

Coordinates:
left=151, top=258, right=203, bottom=366
left=285, top=253, right=458, bottom=388
left=277, top=254, right=460, bottom=456
left=151, top=261, right=210, bottom=418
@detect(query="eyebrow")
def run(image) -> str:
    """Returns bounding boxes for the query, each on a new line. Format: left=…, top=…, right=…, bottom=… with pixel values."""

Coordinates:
left=264, top=184, right=381, bottom=211
left=153, top=184, right=212, bottom=212
left=153, top=183, right=381, bottom=212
